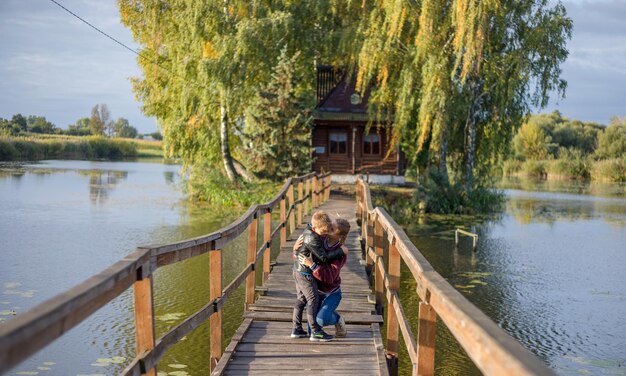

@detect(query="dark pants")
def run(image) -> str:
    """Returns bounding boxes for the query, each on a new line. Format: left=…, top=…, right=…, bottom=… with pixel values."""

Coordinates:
left=292, top=270, right=321, bottom=332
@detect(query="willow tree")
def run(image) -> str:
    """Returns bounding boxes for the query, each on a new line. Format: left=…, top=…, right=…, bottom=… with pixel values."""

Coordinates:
left=354, top=0, right=572, bottom=190
left=118, top=0, right=360, bottom=182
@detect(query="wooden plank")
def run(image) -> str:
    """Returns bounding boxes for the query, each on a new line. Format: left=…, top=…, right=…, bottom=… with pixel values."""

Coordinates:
left=297, top=181, right=303, bottom=225
left=386, top=241, right=401, bottom=375
left=372, top=323, right=390, bottom=376
left=210, top=249, right=222, bottom=371
left=288, top=184, right=296, bottom=236
left=280, top=198, right=286, bottom=246
left=134, top=275, right=156, bottom=376
left=374, top=215, right=384, bottom=310
left=246, top=218, right=258, bottom=309
left=416, top=302, right=437, bottom=376
left=211, top=318, right=254, bottom=376
left=263, top=211, right=271, bottom=282
left=244, top=311, right=383, bottom=324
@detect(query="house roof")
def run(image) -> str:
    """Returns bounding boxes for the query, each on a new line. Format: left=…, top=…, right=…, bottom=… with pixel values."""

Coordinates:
left=314, top=75, right=372, bottom=122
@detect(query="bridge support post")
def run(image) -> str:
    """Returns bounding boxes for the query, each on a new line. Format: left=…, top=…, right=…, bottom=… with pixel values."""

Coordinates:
left=263, top=210, right=271, bottom=282
left=325, top=175, right=331, bottom=201
left=280, top=197, right=286, bottom=247
left=209, top=249, right=222, bottom=371
left=416, top=301, right=437, bottom=376
left=246, top=215, right=258, bottom=310
left=133, top=267, right=156, bottom=376
left=386, top=241, right=401, bottom=376
left=312, top=176, right=318, bottom=208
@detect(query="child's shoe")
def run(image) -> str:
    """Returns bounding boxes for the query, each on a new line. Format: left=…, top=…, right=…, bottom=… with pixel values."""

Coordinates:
left=310, top=329, right=335, bottom=342
left=335, top=315, right=347, bottom=338
left=291, top=328, right=309, bottom=338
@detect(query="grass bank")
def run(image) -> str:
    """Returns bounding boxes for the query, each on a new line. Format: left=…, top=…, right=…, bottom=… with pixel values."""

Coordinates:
left=504, top=157, right=625, bottom=182
left=0, top=135, right=163, bottom=161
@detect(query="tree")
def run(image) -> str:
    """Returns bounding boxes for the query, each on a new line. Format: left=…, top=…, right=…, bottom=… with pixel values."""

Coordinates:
left=119, top=1, right=361, bottom=181
left=596, top=119, right=626, bottom=159
left=90, top=104, right=112, bottom=136
left=354, top=0, right=572, bottom=191
left=150, top=131, right=162, bottom=141
left=11, top=114, right=27, bottom=132
left=244, top=48, right=312, bottom=180
left=66, top=117, right=92, bottom=136
left=27, top=116, right=56, bottom=134
left=113, top=117, right=138, bottom=139
left=513, top=121, right=553, bottom=160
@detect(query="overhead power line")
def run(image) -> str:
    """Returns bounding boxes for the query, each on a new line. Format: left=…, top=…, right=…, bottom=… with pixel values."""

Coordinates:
left=47, top=0, right=208, bottom=90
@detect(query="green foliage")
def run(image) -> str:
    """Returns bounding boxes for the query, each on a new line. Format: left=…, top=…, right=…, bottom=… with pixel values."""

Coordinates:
left=521, top=160, right=548, bottom=178
left=27, top=115, right=56, bottom=134
left=513, top=121, right=553, bottom=160
left=243, top=48, right=312, bottom=180
left=186, top=161, right=278, bottom=206
left=113, top=117, right=137, bottom=138
left=0, top=135, right=138, bottom=161
left=591, top=158, right=626, bottom=182
left=66, top=117, right=92, bottom=136
left=548, top=148, right=590, bottom=179
left=595, top=119, right=626, bottom=159
left=90, top=104, right=112, bottom=136
left=415, top=171, right=505, bottom=214
left=149, top=131, right=163, bottom=141
left=502, top=159, right=523, bottom=176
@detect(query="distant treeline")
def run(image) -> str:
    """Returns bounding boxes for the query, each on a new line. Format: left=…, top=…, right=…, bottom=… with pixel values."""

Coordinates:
left=504, top=112, right=626, bottom=182
left=0, top=104, right=162, bottom=140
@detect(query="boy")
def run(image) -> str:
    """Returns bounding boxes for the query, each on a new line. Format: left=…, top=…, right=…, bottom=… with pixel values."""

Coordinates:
left=291, top=211, right=345, bottom=341
left=299, top=218, right=350, bottom=337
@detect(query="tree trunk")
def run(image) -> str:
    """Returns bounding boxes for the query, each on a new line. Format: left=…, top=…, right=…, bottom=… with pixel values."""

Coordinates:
left=220, top=105, right=239, bottom=182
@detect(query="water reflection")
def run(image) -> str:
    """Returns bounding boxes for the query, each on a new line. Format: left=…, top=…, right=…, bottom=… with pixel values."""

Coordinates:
left=78, top=170, right=129, bottom=204
left=398, top=180, right=626, bottom=376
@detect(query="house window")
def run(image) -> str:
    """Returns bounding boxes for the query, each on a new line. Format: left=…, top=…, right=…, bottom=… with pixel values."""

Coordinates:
left=329, top=132, right=347, bottom=154
left=363, top=133, right=380, bottom=155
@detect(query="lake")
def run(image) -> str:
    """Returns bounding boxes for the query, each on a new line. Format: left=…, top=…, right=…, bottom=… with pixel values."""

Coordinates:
left=1, top=162, right=624, bottom=376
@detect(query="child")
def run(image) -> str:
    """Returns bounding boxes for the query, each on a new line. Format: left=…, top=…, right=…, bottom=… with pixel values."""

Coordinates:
left=291, top=211, right=345, bottom=341
left=299, top=218, right=350, bottom=337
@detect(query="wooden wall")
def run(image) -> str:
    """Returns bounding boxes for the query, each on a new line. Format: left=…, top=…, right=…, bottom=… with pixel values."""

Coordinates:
left=312, top=122, right=399, bottom=175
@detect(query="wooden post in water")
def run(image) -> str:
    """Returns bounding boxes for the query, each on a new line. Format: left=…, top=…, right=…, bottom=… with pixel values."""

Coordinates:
left=304, top=178, right=310, bottom=215
left=133, top=267, right=156, bottom=376
left=280, top=197, right=286, bottom=247
left=288, top=183, right=296, bottom=237
left=374, top=215, right=384, bottom=313
left=245, top=216, right=258, bottom=309
left=386, top=241, right=401, bottom=376
left=297, top=181, right=303, bottom=226
left=416, top=301, right=437, bottom=376
left=263, top=210, right=271, bottom=282
left=209, top=249, right=222, bottom=371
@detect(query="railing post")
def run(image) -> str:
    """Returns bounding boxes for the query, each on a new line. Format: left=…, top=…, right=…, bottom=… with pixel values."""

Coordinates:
left=297, top=181, right=303, bottom=225
left=134, top=267, right=156, bottom=376
left=386, top=241, right=401, bottom=376
left=305, top=177, right=310, bottom=215
left=245, top=215, right=258, bottom=309
left=415, top=301, right=437, bottom=376
left=280, top=196, right=286, bottom=247
left=288, top=183, right=296, bottom=237
left=374, top=215, right=384, bottom=314
left=263, top=209, right=271, bottom=282
left=209, top=249, right=222, bottom=371
left=312, top=176, right=318, bottom=208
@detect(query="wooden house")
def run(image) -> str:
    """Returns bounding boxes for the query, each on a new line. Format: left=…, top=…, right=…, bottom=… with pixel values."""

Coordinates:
left=311, top=66, right=405, bottom=184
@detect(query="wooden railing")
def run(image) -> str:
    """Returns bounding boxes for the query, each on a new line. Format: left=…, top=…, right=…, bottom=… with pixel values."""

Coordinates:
left=0, top=172, right=333, bottom=375
left=356, top=177, right=555, bottom=376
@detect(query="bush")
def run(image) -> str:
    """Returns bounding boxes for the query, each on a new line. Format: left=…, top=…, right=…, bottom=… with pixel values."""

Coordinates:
left=0, top=136, right=139, bottom=161
left=548, top=148, right=590, bottom=179
left=521, top=160, right=548, bottom=178
left=502, top=159, right=523, bottom=176
left=591, top=158, right=626, bottom=182
left=0, top=139, right=18, bottom=160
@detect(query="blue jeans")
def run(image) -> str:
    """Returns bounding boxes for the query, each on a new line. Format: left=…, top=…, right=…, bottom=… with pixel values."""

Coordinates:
left=316, top=289, right=342, bottom=327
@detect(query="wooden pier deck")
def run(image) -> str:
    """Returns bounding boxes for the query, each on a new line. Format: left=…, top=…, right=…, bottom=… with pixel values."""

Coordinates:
left=213, top=194, right=388, bottom=376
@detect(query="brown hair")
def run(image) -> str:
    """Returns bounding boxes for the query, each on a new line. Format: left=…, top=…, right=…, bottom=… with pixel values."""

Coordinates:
left=311, top=211, right=333, bottom=235
left=335, top=218, right=350, bottom=243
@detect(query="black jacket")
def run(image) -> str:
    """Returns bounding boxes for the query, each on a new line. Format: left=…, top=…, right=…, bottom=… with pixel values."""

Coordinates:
left=294, top=225, right=345, bottom=274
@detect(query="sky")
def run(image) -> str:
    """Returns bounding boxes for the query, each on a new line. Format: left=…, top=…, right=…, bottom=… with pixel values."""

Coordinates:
left=0, top=0, right=625, bottom=134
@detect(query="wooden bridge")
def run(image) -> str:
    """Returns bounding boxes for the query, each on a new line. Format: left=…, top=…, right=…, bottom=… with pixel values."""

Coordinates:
left=0, top=173, right=555, bottom=376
